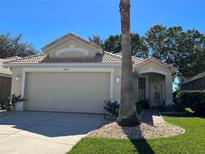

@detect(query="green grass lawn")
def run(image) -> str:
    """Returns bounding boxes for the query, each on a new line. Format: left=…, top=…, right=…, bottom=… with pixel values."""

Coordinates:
left=68, top=114, right=205, bottom=154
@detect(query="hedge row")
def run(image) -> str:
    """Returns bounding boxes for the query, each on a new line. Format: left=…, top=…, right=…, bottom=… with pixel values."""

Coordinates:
left=176, top=90, right=205, bottom=115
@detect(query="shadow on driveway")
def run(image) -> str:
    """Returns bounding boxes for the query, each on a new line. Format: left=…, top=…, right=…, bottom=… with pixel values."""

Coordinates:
left=0, top=111, right=103, bottom=137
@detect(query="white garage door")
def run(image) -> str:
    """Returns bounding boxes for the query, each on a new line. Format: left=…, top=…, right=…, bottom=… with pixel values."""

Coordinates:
left=24, top=72, right=110, bottom=113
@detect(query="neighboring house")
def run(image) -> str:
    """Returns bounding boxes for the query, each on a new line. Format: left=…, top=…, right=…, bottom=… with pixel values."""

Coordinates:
left=0, top=59, right=12, bottom=103
left=3, top=33, right=175, bottom=113
left=181, top=72, right=205, bottom=90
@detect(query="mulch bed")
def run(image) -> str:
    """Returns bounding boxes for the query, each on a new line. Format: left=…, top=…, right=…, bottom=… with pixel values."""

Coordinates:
left=88, top=120, right=185, bottom=139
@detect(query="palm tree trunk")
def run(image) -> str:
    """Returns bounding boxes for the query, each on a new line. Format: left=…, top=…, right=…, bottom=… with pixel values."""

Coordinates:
left=117, top=0, right=140, bottom=126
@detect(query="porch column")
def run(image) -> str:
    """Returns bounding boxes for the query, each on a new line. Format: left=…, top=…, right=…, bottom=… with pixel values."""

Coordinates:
left=11, top=68, right=24, bottom=111
left=165, top=73, right=173, bottom=106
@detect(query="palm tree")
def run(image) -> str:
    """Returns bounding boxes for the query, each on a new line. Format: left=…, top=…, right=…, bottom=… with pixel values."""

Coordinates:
left=88, top=35, right=103, bottom=47
left=117, top=0, right=140, bottom=126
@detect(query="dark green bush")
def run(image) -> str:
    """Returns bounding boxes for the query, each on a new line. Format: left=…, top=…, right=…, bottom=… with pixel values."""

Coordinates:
left=173, top=91, right=178, bottom=104
left=159, top=104, right=173, bottom=112
left=135, top=99, right=149, bottom=114
left=104, top=99, right=145, bottom=117
left=104, top=100, right=119, bottom=117
left=173, top=103, right=186, bottom=112
left=135, top=102, right=143, bottom=114
left=137, top=99, right=150, bottom=109
left=0, top=94, right=25, bottom=111
left=159, top=103, right=185, bottom=112
left=177, top=90, right=205, bottom=115
left=177, top=90, right=192, bottom=107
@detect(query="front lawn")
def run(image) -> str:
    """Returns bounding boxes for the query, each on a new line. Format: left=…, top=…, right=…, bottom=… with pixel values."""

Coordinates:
left=68, top=114, right=205, bottom=154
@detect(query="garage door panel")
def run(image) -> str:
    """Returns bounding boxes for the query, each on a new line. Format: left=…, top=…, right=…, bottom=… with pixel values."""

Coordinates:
left=25, top=72, right=109, bottom=113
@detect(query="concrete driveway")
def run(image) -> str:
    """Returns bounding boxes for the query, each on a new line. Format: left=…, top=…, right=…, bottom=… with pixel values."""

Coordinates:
left=0, top=111, right=103, bottom=154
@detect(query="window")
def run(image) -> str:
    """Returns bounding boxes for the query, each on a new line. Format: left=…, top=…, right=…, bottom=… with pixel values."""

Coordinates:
left=138, top=77, right=146, bottom=100
left=139, top=78, right=146, bottom=89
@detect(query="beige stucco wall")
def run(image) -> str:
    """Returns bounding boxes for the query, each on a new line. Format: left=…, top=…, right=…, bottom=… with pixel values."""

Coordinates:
left=11, top=67, right=22, bottom=96
left=113, top=67, right=121, bottom=100
left=10, top=60, right=173, bottom=110
left=136, top=62, right=171, bottom=75
left=45, top=39, right=98, bottom=58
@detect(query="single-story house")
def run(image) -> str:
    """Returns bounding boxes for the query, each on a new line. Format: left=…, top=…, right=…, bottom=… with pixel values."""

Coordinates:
left=3, top=33, right=175, bottom=113
left=0, top=59, right=12, bottom=103
left=181, top=72, right=205, bottom=90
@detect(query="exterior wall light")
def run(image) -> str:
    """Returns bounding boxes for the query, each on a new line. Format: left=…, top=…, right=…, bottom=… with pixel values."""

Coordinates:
left=16, top=76, right=21, bottom=81
left=116, top=77, right=120, bottom=83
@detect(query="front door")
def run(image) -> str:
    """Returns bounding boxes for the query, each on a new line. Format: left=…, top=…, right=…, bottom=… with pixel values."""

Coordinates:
left=150, top=83, right=163, bottom=107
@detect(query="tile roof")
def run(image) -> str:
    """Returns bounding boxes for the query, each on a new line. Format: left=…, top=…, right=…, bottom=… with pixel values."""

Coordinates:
left=4, top=52, right=122, bottom=65
left=3, top=52, right=176, bottom=74
left=132, top=56, right=144, bottom=64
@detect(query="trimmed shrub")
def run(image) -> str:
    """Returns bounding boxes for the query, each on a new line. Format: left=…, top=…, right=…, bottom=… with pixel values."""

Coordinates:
left=137, top=99, right=150, bottom=109
left=0, top=94, right=25, bottom=111
left=173, top=91, right=178, bottom=104
left=159, top=104, right=172, bottom=112
left=159, top=103, right=185, bottom=112
left=104, top=99, right=145, bottom=117
left=173, top=103, right=186, bottom=112
left=135, top=99, right=149, bottom=114
left=176, top=90, right=190, bottom=106
left=176, top=90, right=205, bottom=115
left=104, top=100, right=119, bottom=117
left=135, top=102, right=143, bottom=114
